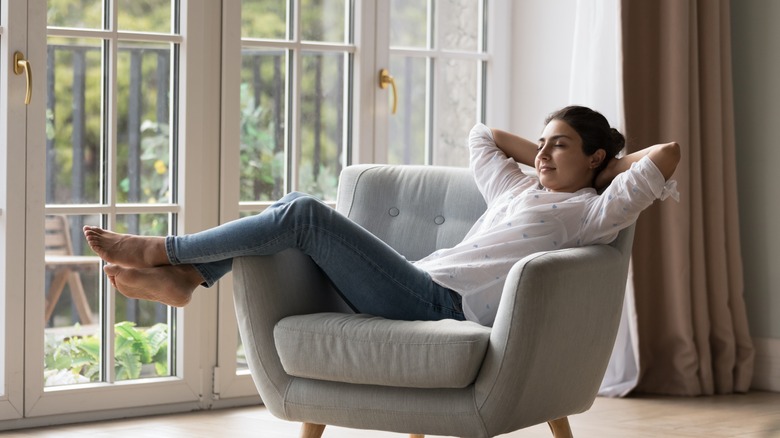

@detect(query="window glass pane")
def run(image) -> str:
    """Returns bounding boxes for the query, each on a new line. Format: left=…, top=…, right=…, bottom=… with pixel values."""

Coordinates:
left=44, top=214, right=102, bottom=387
left=388, top=55, right=427, bottom=165
left=242, top=0, right=287, bottom=39
left=299, top=52, right=346, bottom=201
left=439, top=0, right=480, bottom=52
left=433, top=59, right=477, bottom=167
left=390, top=0, right=428, bottom=48
left=116, top=42, right=172, bottom=205
left=240, top=49, right=287, bottom=202
left=114, top=214, right=172, bottom=381
left=300, top=0, right=346, bottom=43
left=46, top=37, right=103, bottom=205
left=117, top=0, right=173, bottom=33
left=47, top=0, right=103, bottom=29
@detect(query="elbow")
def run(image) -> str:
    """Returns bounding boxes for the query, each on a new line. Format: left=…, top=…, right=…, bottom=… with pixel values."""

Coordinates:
left=667, top=141, right=681, bottom=157
left=660, top=141, right=681, bottom=180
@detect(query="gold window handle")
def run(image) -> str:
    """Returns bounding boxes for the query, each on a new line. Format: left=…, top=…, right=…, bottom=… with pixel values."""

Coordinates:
left=14, top=51, right=33, bottom=105
left=379, top=68, right=397, bottom=115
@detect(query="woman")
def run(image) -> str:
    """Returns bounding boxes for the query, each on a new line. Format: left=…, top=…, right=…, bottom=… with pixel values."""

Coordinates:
left=84, top=106, right=680, bottom=326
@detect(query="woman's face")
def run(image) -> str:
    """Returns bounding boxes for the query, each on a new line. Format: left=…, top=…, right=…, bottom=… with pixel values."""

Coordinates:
left=535, top=119, right=603, bottom=192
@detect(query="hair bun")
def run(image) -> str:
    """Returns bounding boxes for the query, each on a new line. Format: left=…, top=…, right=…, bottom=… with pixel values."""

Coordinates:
left=610, top=128, right=626, bottom=151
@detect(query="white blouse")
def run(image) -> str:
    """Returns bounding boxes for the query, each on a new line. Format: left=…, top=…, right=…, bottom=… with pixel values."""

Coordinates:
left=414, top=123, right=679, bottom=326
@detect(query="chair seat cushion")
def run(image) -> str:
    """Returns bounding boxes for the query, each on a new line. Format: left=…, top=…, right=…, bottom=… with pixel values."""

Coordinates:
left=274, top=313, right=491, bottom=389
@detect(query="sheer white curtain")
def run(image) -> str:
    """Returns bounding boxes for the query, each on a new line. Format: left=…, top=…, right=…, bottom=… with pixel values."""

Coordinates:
left=568, top=0, right=637, bottom=397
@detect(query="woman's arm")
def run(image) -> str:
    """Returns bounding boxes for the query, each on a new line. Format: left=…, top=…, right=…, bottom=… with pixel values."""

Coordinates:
left=595, top=142, right=681, bottom=190
left=489, top=128, right=538, bottom=167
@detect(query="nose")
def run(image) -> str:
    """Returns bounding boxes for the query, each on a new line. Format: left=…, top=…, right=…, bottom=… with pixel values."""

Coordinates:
left=537, top=143, right=552, bottom=159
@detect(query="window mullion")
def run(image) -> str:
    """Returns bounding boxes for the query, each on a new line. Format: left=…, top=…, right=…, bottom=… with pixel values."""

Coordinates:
left=102, top=0, right=120, bottom=384
left=288, top=0, right=301, bottom=193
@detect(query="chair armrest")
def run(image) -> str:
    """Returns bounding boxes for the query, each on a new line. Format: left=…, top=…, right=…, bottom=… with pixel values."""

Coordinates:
left=231, top=249, right=351, bottom=418
left=475, top=244, right=629, bottom=435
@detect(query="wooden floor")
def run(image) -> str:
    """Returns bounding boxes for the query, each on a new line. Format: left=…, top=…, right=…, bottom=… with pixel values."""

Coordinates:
left=5, top=391, right=780, bottom=437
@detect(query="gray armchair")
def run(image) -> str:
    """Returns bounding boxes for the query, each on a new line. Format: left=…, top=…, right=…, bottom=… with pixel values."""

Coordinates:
left=232, top=165, right=634, bottom=438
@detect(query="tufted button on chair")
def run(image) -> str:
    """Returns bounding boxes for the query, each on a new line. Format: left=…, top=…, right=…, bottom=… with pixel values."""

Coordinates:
left=232, top=165, right=635, bottom=438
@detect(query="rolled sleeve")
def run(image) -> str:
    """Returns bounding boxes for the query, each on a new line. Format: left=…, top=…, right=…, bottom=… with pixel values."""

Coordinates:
left=468, top=123, right=530, bottom=206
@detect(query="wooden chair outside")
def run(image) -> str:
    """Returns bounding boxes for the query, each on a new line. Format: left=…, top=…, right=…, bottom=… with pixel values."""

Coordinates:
left=44, top=215, right=100, bottom=325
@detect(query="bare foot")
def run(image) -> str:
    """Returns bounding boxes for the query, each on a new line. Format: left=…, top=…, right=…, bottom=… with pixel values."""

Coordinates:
left=83, top=226, right=169, bottom=268
left=104, top=264, right=203, bottom=307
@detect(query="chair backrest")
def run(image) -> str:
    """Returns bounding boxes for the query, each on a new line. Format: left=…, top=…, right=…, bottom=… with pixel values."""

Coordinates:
left=336, top=165, right=487, bottom=261
left=338, top=164, right=634, bottom=258
left=45, top=215, right=75, bottom=256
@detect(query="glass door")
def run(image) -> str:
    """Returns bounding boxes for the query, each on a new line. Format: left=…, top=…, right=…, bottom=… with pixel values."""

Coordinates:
left=22, top=0, right=208, bottom=418
left=213, top=0, right=507, bottom=401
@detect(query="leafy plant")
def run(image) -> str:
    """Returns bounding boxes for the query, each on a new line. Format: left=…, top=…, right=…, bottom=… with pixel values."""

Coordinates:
left=44, top=322, right=169, bottom=386
left=239, top=82, right=285, bottom=201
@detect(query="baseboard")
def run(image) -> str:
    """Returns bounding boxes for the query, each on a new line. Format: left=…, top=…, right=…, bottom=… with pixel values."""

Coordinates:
left=752, top=337, right=780, bottom=392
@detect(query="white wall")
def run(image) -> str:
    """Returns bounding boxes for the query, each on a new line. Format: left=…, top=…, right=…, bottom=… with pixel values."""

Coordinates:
left=504, top=0, right=577, bottom=137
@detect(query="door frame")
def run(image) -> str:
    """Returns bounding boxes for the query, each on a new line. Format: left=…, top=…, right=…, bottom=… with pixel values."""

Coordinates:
left=0, top=0, right=30, bottom=421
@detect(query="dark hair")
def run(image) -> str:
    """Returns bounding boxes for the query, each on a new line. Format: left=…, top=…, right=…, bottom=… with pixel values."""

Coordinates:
left=544, top=106, right=625, bottom=174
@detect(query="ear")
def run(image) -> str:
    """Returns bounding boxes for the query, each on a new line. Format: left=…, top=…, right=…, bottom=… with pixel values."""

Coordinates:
left=589, top=149, right=606, bottom=169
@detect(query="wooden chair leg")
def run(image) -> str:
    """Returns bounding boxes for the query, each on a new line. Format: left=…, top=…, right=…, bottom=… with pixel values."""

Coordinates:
left=410, top=435, right=425, bottom=438
left=300, top=422, right=326, bottom=438
left=548, top=417, right=573, bottom=438
left=45, top=269, right=69, bottom=322
left=66, top=269, right=94, bottom=324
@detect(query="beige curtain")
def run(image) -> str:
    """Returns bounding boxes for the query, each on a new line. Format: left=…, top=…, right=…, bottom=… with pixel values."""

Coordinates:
left=621, top=0, right=754, bottom=395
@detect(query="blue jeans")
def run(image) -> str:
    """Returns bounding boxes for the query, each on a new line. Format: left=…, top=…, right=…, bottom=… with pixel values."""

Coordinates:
left=166, top=192, right=465, bottom=321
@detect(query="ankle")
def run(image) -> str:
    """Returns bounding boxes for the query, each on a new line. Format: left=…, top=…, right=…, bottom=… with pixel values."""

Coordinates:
left=146, top=237, right=170, bottom=266
left=187, top=266, right=205, bottom=287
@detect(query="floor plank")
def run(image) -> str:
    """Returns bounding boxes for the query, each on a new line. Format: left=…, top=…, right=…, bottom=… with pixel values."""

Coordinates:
left=4, top=391, right=779, bottom=437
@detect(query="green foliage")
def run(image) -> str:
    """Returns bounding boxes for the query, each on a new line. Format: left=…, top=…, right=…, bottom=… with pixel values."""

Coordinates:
left=44, top=322, right=169, bottom=386
left=118, top=120, right=171, bottom=205
left=241, top=0, right=287, bottom=39
left=239, top=82, right=284, bottom=201
left=47, top=0, right=171, bottom=32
